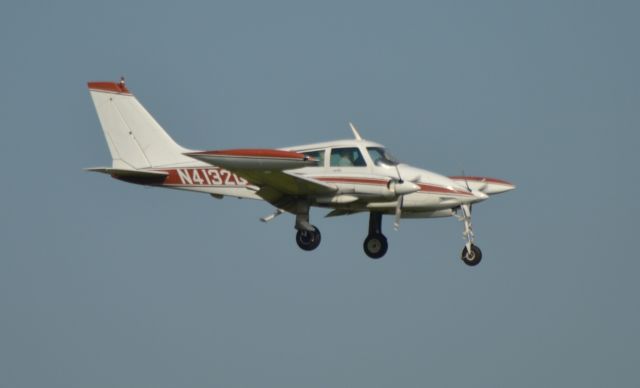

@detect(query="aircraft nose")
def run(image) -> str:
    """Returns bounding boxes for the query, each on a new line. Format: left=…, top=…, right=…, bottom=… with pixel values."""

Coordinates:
left=501, top=183, right=517, bottom=193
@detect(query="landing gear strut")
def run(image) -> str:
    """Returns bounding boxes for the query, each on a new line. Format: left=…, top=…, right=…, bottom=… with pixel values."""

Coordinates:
left=363, top=212, right=388, bottom=259
left=458, top=204, right=482, bottom=266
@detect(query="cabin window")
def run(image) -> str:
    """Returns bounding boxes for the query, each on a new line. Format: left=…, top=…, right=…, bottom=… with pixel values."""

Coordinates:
left=330, top=147, right=367, bottom=167
left=302, top=150, right=325, bottom=167
left=367, top=147, right=399, bottom=166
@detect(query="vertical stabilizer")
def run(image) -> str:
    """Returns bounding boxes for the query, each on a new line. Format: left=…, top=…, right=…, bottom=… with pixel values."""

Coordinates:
left=88, top=79, right=193, bottom=169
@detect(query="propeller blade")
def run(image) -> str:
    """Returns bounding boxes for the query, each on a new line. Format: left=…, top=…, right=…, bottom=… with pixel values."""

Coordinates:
left=394, top=195, right=403, bottom=230
left=476, top=178, right=488, bottom=192
left=394, top=164, right=404, bottom=183
left=461, top=169, right=471, bottom=191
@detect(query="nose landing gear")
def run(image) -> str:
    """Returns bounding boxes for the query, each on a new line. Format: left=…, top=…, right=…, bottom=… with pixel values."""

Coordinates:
left=458, top=204, right=482, bottom=266
left=461, top=243, right=482, bottom=266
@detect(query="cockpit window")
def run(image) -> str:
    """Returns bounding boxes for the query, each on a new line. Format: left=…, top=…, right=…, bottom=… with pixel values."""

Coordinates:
left=330, top=147, right=367, bottom=167
left=367, top=147, right=399, bottom=166
left=302, top=150, right=325, bottom=167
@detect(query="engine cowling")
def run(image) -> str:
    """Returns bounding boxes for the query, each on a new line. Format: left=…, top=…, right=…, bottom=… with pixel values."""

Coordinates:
left=389, top=180, right=421, bottom=196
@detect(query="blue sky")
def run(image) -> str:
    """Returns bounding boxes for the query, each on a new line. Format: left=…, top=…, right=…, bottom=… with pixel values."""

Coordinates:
left=1, top=1, right=638, bottom=387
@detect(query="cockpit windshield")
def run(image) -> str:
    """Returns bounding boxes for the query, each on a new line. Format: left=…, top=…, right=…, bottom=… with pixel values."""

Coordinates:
left=367, top=147, right=399, bottom=166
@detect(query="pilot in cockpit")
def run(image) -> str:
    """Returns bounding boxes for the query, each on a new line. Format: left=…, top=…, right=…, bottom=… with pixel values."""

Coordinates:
left=337, top=149, right=354, bottom=166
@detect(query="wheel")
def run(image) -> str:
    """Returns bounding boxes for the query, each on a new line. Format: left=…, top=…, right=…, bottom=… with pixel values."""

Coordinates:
left=461, top=244, right=482, bottom=266
left=296, top=226, right=321, bottom=251
left=363, top=233, right=388, bottom=259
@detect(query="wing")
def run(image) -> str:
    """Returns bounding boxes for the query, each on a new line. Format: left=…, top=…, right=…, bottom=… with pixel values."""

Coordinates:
left=185, top=149, right=337, bottom=197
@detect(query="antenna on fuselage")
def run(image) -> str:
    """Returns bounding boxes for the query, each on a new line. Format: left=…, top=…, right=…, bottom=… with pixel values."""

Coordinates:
left=348, top=122, right=363, bottom=141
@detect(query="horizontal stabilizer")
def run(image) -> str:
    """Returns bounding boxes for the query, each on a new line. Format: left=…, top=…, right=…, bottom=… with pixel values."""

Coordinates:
left=85, top=167, right=168, bottom=185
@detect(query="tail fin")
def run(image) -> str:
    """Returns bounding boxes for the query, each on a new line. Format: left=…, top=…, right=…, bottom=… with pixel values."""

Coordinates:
left=88, top=79, right=193, bottom=169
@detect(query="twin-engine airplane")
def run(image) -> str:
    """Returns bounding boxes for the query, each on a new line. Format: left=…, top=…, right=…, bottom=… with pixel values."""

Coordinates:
left=86, top=78, right=515, bottom=265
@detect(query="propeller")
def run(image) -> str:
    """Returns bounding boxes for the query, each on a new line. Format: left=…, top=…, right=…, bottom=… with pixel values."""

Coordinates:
left=394, top=195, right=404, bottom=230
left=347, top=122, right=419, bottom=229
left=389, top=164, right=420, bottom=230
left=459, top=170, right=489, bottom=212
left=460, top=169, right=488, bottom=194
left=461, top=169, right=471, bottom=191
left=393, top=164, right=404, bottom=230
left=460, top=169, right=474, bottom=213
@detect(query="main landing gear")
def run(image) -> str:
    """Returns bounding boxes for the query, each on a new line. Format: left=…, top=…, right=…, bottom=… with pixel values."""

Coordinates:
left=363, top=212, right=388, bottom=259
left=458, top=204, right=482, bottom=266
left=289, top=207, right=389, bottom=258
left=294, top=203, right=321, bottom=251
left=296, top=227, right=321, bottom=251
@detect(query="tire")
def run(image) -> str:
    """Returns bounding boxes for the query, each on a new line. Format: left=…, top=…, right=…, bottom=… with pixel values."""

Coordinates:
left=363, top=233, right=388, bottom=259
left=296, top=226, right=321, bottom=251
left=461, top=244, right=482, bottom=266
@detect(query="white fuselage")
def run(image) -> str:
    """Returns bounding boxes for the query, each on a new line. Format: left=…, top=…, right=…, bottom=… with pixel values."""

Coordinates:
left=150, top=138, right=497, bottom=219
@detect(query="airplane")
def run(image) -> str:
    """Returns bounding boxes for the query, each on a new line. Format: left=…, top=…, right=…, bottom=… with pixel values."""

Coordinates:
left=86, top=78, right=515, bottom=266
